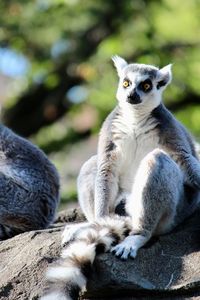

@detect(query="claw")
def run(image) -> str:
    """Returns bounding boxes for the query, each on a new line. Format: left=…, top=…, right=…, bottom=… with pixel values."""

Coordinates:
left=111, top=247, right=116, bottom=254
left=116, top=246, right=124, bottom=257
left=111, top=245, right=130, bottom=259
left=110, top=235, right=143, bottom=260
left=121, top=248, right=130, bottom=260
left=130, top=248, right=137, bottom=258
left=111, top=245, right=123, bottom=257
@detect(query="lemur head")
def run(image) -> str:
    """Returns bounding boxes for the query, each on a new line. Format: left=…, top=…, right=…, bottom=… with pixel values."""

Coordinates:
left=112, top=55, right=172, bottom=111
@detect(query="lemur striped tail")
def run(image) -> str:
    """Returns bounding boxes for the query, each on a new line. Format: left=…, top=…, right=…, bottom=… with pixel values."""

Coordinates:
left=41, top=216, right=132, bottom=300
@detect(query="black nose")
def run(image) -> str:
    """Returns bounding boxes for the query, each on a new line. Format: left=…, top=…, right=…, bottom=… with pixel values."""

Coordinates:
left=127, top=91, right=141, bottom=104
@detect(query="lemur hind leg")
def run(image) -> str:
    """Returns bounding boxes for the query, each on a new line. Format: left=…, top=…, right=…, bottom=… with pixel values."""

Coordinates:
left=62, top=156, right=98, bottom=244
left=112, top=149, right=184, bottom=260
left=64, top=155, right=127, bottom=245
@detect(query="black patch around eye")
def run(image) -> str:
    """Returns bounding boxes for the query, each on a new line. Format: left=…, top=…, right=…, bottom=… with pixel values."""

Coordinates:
left=138, top=79, right=152, bottom=93
left=123, top=77, right=130, bottom=82
left=157, top=80, right=166, bottom=89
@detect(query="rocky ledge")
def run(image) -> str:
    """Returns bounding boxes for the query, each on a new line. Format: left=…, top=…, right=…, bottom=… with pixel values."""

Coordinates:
left=0, top=208, right=200, bottom=300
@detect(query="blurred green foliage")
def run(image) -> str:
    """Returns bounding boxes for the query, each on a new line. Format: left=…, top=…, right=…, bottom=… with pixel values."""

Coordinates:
left=0, top=0, right=200, bottom=205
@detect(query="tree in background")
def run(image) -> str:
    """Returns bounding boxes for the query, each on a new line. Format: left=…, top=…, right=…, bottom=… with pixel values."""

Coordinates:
left=0, top=0, right=200, bottom=205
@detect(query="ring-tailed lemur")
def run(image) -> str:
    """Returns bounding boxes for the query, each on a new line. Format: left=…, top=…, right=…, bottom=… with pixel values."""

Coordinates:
left=0, top=124, right=60, bottom=239
left=41, top=56, right=200, bottom=300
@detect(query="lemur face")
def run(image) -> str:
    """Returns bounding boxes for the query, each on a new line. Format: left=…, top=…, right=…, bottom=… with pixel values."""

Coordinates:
left=112, top=56, right=172, bottom=110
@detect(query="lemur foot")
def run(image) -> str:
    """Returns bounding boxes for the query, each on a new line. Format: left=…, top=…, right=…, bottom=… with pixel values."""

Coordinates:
left=111, top=235, right=147, bottom=260
left=61, top=222, right=88, bottom=246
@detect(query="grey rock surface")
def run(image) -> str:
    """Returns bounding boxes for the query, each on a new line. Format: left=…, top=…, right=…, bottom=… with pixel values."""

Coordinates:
left=0, top=225, right=62, bottom=300
left=0, top=208, right=200, bottom=299
left=85, top=208, right=200, bottom=299
left=0, top=208, right=84, bottom=300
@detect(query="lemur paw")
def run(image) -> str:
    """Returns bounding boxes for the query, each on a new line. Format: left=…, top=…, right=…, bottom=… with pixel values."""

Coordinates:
left=111, top=242, right=137, bottom=260
left=111, top=235, right=145, bottom=260
left=111, top=245, right=137, bottom=260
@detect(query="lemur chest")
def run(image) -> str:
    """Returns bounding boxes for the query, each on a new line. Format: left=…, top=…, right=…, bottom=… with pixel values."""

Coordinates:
left=118, top=130, right=160, bottom=191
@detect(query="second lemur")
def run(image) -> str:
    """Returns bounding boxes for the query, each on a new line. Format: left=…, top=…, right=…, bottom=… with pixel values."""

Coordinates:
left=0, top=124, right=60, bottom=239
left=41, top=57, right=200, bottom=300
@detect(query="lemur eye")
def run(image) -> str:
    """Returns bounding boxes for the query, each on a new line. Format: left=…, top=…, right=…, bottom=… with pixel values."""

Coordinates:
left=143, top=83, right=151, bottom=91
left=139, top=79, right=152, bottom=93
left=123, top=80, right=130, bottom=88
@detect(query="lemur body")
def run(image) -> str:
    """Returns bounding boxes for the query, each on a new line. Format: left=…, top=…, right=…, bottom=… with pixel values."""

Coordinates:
left=0, top=124, right=60, bottom=239
left=78, top=57, right=199, bottom=228
left=41, top=57, right=200, bottom=300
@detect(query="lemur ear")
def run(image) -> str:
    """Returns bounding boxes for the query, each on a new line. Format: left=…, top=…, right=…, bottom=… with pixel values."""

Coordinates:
left=112, top=55, right=128, bottom=77
left=157, top=64, right=173, bottom=89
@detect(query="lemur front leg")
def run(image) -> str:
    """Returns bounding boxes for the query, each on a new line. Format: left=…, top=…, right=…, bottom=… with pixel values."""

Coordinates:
left=77, top=155, right=97, bottom=222
left=95, top=145, right=120, bottom=219
left=76, top=147, right=119, bottom=219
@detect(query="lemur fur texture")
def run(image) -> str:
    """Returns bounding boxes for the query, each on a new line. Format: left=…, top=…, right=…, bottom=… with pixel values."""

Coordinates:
left=0, top=124, right=59, bottom=239
left=41, top=56, right=200, bottom=300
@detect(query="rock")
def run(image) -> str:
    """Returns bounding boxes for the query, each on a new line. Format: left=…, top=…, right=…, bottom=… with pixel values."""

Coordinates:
left=0, top=208, right=83, bottom=300
left=84, top=208, right=200, bottom=299
left=0, top=227, right=61, bottom=300
left=0, top=208, right=200, bottom=299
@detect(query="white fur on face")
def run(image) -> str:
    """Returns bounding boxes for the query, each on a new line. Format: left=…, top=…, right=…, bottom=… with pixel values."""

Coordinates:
left=112, top=57, right=172, bottom=118
left=116, top=71, right=163, bottom=115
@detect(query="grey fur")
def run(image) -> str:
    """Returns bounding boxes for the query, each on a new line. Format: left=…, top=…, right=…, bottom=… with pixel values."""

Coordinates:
left=78, top=56, right=200, bottom=258
left=0, top=124, right=60, bottom=239
left=124, top=63, right=158, bottom=78
left=41, top=57, right=200, bottom=300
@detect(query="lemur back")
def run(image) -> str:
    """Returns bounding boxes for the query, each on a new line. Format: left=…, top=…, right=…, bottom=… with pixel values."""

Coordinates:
left=0, top=124, right=60, bottom=239
left=41, top=57, right=200, bottom=300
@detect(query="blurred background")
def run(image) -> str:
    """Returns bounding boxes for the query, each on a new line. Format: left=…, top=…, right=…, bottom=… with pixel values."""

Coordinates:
left=0, top=0, right=200, bottom=209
